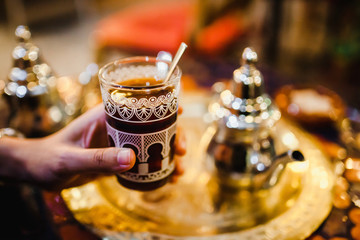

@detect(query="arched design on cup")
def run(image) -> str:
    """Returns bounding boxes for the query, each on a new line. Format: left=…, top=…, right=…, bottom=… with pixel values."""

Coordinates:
left=99, top=56, right=181, bottom=191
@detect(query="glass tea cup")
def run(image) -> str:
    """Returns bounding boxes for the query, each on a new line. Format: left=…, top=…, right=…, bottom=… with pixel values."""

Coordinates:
left=98, top=56, right=181, bottom=191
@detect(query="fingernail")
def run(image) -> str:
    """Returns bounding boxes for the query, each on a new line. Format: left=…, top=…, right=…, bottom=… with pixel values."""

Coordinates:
left=117, top=149, right=131, bottom=165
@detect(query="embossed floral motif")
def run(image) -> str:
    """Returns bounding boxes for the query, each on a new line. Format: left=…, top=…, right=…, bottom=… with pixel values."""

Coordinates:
left=102, top=90, right=178, bottom=122
left=117, top=106, right=134, bottom=120
left=154, top=104, right=168, bottom=118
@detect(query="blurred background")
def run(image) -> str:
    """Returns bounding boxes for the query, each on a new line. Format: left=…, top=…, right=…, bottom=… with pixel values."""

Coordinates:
left=0, top=0, right=359, bottom=106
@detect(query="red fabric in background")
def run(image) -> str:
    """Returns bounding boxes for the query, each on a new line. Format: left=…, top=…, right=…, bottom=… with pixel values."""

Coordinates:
left=94, top=1, right=195, bottom=54
left=94, top=0, right=244, bottom=55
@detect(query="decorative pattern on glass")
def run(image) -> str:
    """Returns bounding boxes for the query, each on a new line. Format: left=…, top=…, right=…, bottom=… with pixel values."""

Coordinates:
left=118, top=161, right=175, bottom=183
left=101, top=88, right=178, bottom=122
left=106, top=121, right=177, bottom=183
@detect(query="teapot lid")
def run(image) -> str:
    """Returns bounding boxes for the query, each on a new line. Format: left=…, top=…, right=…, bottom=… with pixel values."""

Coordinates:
left=216, top=47, right=280, bottom=130
left=4, top=25, right=56, bottom=98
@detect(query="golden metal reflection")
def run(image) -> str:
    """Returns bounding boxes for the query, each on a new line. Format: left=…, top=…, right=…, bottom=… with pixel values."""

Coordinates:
left=62, top=116, right=334, bottom=240
left=0, top=25, right=101, bottom=136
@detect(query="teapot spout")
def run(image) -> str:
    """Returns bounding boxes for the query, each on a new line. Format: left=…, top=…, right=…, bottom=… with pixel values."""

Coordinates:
left=261, top=150, right=304, bottom=189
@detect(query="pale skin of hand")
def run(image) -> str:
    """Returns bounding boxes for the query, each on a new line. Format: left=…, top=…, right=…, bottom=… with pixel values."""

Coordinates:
left=0, top=105, right=186, bottom=191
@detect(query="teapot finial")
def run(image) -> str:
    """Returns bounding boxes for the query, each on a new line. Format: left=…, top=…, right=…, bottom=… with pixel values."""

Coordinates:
left=231, top=47, right=263, bottom=103
left=214, top=47, right=279, bottom=130
left=241, top=47, right=258, bottom=65
left=15, top=25, right=31, bottom=42
left=5, top=25, right=53, bottom=98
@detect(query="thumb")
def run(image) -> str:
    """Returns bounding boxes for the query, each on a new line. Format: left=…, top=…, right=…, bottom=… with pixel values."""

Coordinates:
left=64, top=147, right=136, bottom=173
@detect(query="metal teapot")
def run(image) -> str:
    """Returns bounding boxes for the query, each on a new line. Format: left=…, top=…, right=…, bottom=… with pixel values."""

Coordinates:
left=206, top=47, right=304, bottom=190
left=0, top=26, right=69, bottom=137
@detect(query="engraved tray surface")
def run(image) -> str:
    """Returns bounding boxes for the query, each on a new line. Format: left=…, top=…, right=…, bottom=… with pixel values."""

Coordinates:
left=62, top=102, right=334, bottom=240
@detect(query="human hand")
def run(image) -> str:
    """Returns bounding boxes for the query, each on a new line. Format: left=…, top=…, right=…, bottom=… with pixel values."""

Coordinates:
left=0, top=105, right=186, bottom=191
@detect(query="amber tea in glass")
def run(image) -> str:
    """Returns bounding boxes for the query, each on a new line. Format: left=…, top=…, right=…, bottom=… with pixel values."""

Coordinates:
left=99, top=57, right=181, bottom=191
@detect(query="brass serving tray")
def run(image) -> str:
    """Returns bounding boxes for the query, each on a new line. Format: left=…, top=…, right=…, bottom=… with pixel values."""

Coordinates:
left=62, top=100, right=334, bottom=240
